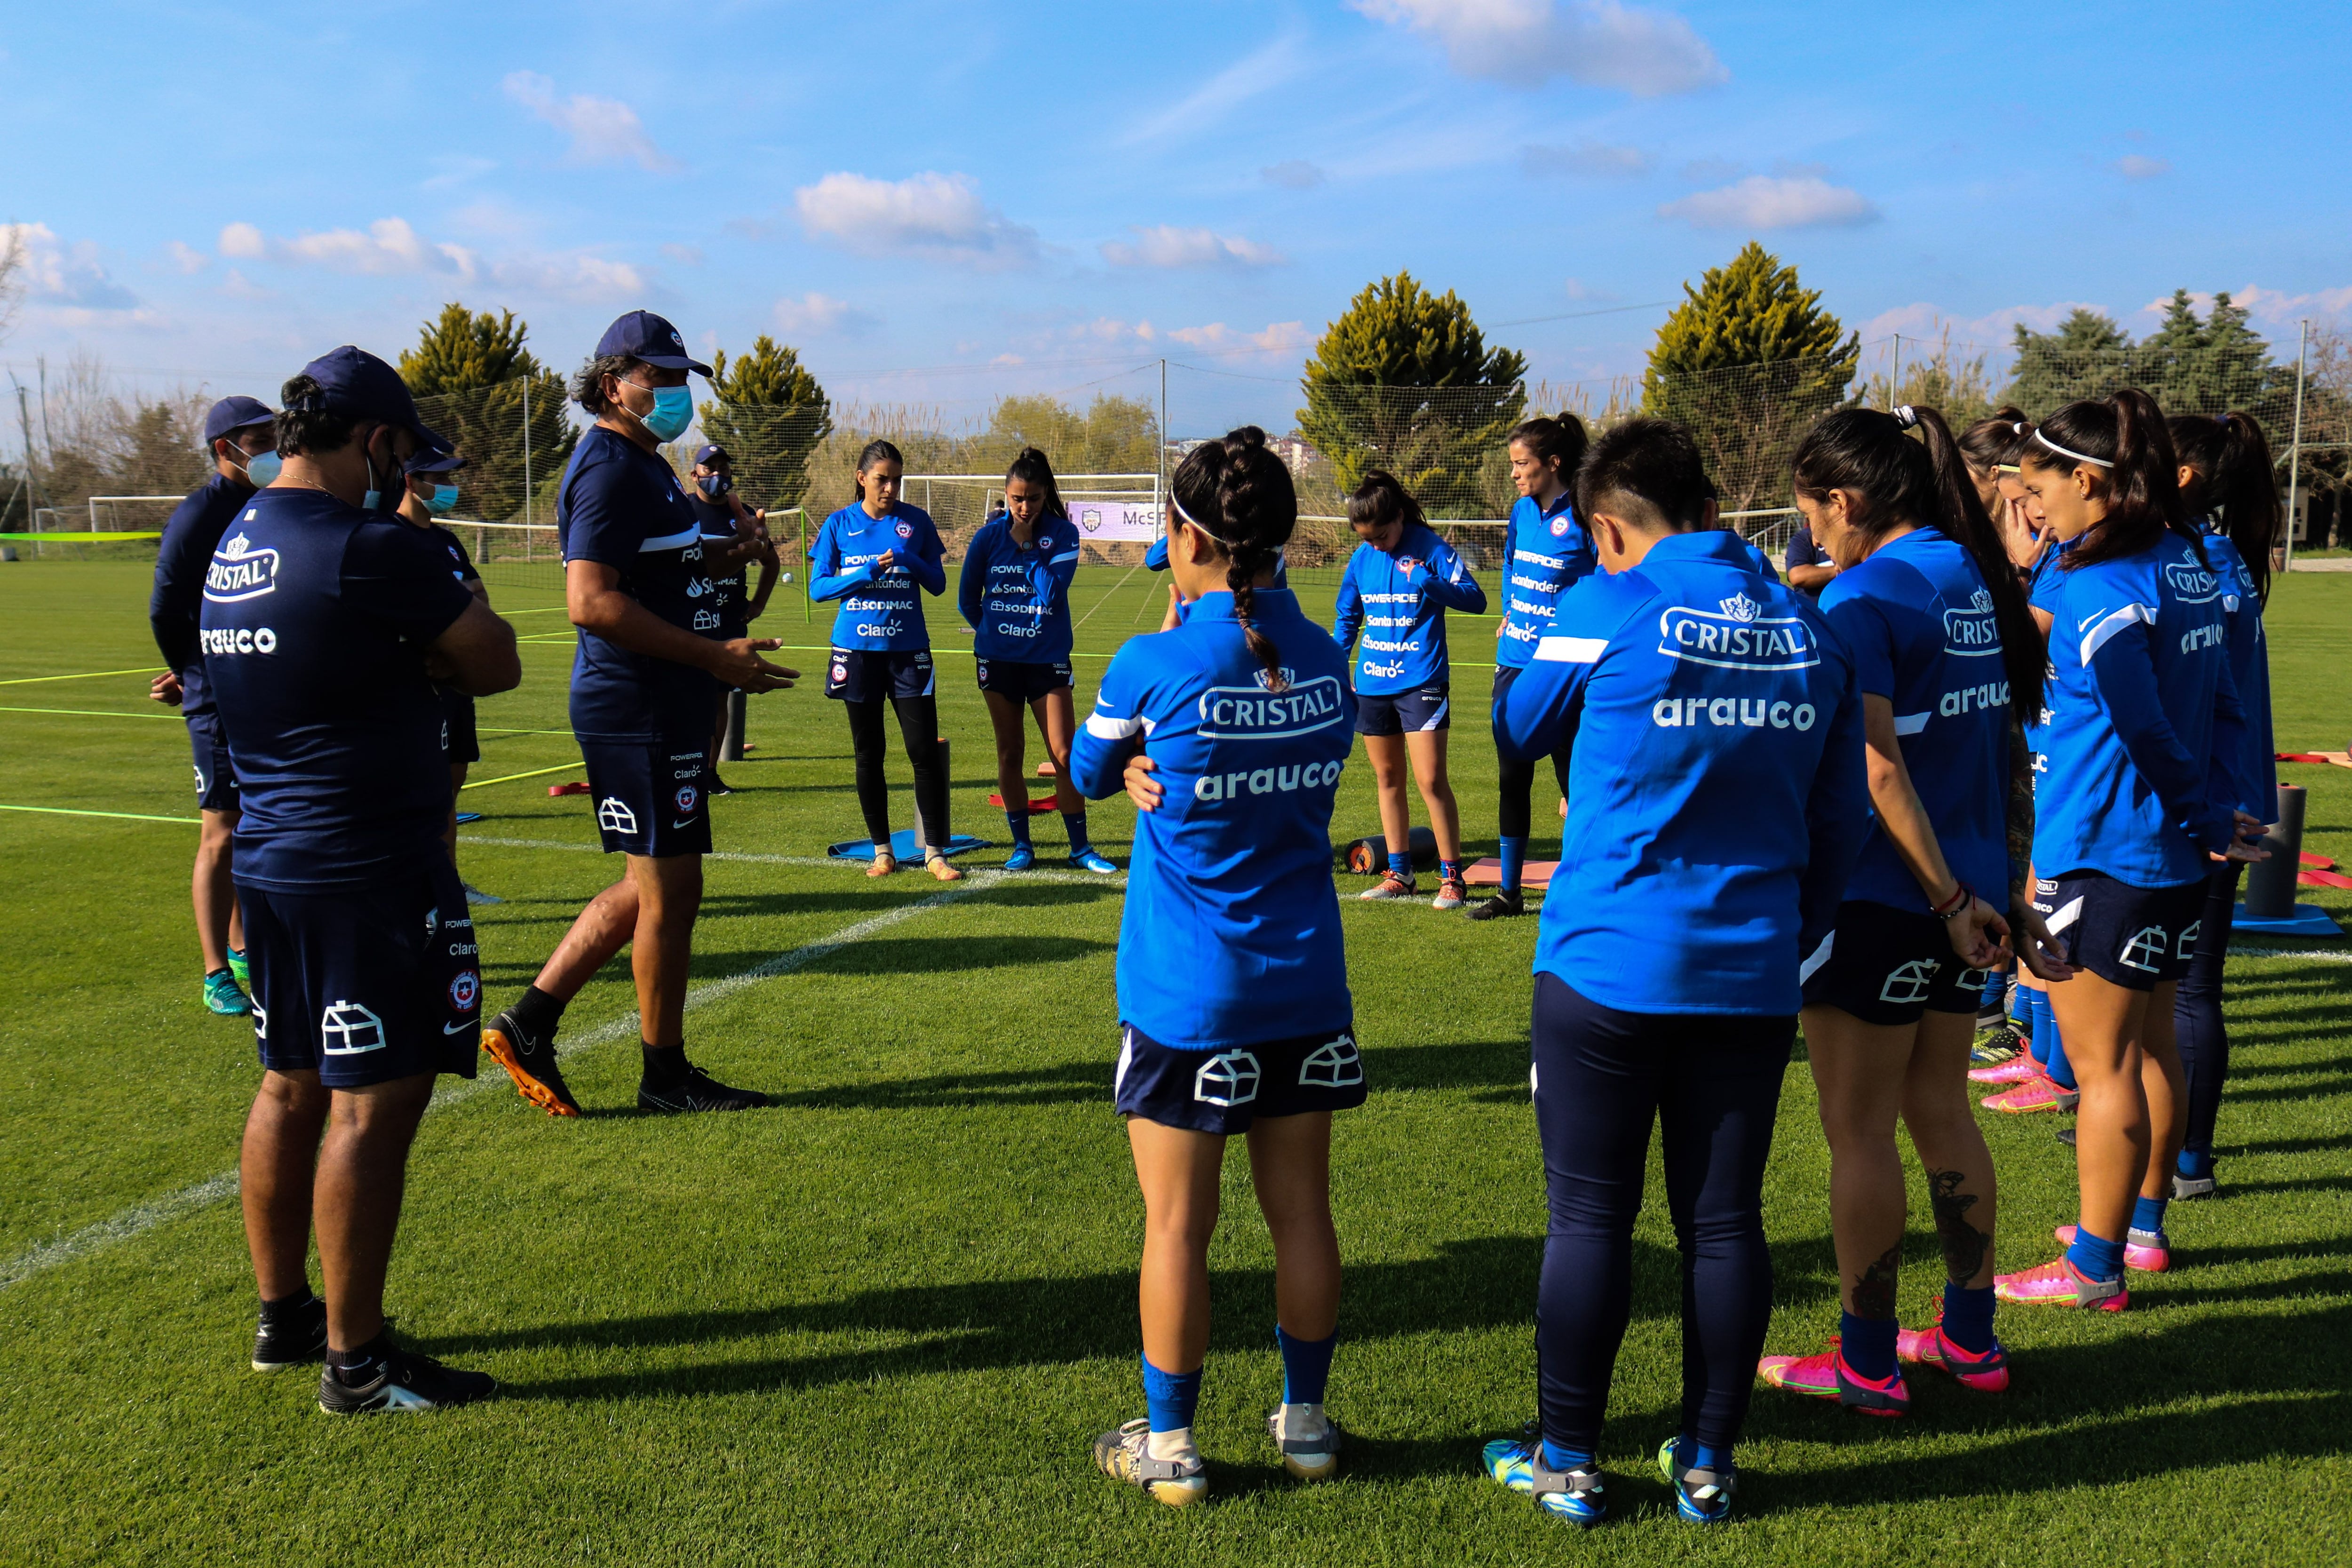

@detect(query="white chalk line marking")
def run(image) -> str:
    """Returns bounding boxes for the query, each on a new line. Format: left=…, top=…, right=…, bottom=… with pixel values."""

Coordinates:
left=460, top=833, right=1124, bottom=886
left=1, top=868, right=1055, bottom=1292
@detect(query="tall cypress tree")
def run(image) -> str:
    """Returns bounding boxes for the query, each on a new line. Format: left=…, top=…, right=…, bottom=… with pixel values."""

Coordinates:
left=398, top=304, right=574, bottom=522
left=699, top=335, right=832, bottom=511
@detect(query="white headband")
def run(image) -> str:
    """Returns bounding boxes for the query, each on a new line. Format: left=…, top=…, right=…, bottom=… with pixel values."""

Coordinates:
left=2032, top=428, right=2113, bottom=469
left=1170, top=494, right=1236, bottom=547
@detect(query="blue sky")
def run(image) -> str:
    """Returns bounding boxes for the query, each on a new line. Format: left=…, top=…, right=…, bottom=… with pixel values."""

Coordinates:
left=4, top=0, right=2347, bottom=437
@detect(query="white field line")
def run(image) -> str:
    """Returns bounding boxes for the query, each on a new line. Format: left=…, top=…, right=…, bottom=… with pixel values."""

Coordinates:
left=461, top=833, right=1125, bottom=886
left=0, top=868, right=1040, bottom=1292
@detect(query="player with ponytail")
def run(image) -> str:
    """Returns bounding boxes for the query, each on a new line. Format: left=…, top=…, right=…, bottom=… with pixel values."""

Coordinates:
left=1072, top=427, right=1360, bottom=1507
left=1995, top=391, right=2265, bottom=1312
left=2164, top=410, right=2281, bottom=1199
left=1754, top=405, right=2064, bottom=1415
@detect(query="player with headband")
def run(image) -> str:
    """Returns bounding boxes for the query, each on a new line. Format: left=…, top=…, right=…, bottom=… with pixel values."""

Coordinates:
left=1486, top=418, right=1869, bottom=1526
left=1470, top=415, right=1593, bottom=920
left=1995, top=392, right=2265, bottom=1311
left=1074, top=427, right=1359, bottom=1508
left=1332, top=469, right=1488, bottom=908
left=1752, top=406, right=2064, bottom=1417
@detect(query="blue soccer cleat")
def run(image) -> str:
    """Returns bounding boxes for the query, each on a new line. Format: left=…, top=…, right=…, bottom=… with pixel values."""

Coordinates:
left=1481, top=1427, right=1606, bottom=1527
left=1657, top=1436, right=1736, bottom=1524
left=1004, top=844, right=1036, bottom=872
left=1069, top=847, right=1118, bottom=875
left=226, top=947, right=249, bottom=987
left=204, top=970, right=252, bottom=1016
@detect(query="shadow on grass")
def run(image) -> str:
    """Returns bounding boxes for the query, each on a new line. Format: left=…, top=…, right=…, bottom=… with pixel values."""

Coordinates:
left=781, top=934, right=1114, bottom=977
left=1367, top=1039, right=1530, bottom=1095
left=766, top=1060, right=1112, bottom=1111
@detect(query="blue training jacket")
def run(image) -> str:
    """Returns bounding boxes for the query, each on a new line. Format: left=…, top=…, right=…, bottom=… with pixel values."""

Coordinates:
left=1071, top=589, right=1356, bottom=1049
left=2201, top=520, right=2276, bottom=815
left=2031, top=532, right=2244, bottom=888
left=1494, top=529, right=1870, bottom=1015
left=809, top=501, right=947, bottom=652
left=1495, top=491, right=1595, bottom=669
left=1331, top=522, right=1487, bottom=693
left=1817, top=528, right=2012, bottom=914
left=957, top=511, right=1083, bottom=663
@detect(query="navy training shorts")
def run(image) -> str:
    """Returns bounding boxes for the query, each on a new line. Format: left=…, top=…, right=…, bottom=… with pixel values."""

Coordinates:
left=976, top=657, right=1073, bottom=703
left=825, top=647, right=935, bottom=703
left=187, top=710, right=238, bottom=812
left=1355, top=681, right=1451, bottom=736
left=2034, top=869, right=2204, bottom=991
left=581, top=737, right=713, bottom=857
left=240, top=857, right=480, bottom=1089
left=1115, top=1022, right=1367, bottom=1135
left=438, top=690, right=480, bottom=766
left=1800, top=899, right=1993, bottom=1025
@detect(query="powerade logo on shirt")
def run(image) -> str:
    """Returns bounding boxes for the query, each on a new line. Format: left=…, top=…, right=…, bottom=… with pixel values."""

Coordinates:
left=1196, top=673, right=1347, bottom=739
left=203, top=532, right=280, bottom=602
left=1943, top=588, right=2002, bottom=657
left=1655, top=593, right=1819, bottom=671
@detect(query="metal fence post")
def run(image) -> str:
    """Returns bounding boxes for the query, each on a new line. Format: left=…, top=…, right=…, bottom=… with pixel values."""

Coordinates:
left=2284, top=319, right=2308, bottom=574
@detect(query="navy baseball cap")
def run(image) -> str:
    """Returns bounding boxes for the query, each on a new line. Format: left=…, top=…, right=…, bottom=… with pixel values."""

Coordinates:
left=202, top=395, right=277, bottom=445
left=293, top=345, right=430, bottom=442
left=693, top=443, right=731, bottom=467
left=404, top=428, right=466, bottom=475
left=595, top=310, right=713, bottom=375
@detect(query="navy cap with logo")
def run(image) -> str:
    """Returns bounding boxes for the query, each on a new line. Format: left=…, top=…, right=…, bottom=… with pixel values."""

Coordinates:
left=202, top=394, right=278, bottom=446
left=403, top=428, right=467, bottom=475
left=693, top=443, right=730, bottom=467
left=293, top=345, right=430, bottom=442
left=594, top=310, right=714, bottom=376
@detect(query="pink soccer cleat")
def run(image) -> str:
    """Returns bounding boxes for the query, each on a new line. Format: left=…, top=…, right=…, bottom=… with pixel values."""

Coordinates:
left=1756, top=1344, right=1909, bottom=1417
left=2054, top=1224, right=2171, bottom=1273
left=1896, top=1324, right=2011, bottom=1392
left=1982, top=1075, right=2079, bottom=1114
left=1995, top=1256, right=2127, bottom=1311
left=1970, top=1053, right=2044, bottom=1085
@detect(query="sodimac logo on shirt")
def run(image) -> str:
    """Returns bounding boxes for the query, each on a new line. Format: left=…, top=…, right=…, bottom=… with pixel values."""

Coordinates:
left=1654, top=592, right=1820, bottom=671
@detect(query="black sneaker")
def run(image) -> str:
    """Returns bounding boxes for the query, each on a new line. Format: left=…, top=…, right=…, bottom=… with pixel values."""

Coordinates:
left=1464, top=888, right=1526, bottom=921
left=638, top=1061, right=769, bottom=1113
left=481, top=1008, right=581, bottom=1117
left=317, top=1342, right=496, bottom=1414
left=252, top=1293, right=327, bottom=1372
left=709, top=772, right=736, bottom=796
left=2057, top=1127, right=2077, bottom=1148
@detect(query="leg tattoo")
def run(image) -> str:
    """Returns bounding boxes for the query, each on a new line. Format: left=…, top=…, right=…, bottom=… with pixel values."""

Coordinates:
left=1851, top=1242, right=1903, bottom=1320
left=1926, top=1166, right=1989, bottom=1284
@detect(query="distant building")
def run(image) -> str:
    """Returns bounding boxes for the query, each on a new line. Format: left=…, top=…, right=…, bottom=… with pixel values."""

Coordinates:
left=1162, top=436, right=1317, bottom=477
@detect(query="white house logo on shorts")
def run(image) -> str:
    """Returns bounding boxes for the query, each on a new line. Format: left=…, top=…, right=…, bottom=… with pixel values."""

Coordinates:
left=192, top=763, right=207, bottom=796
left=321, top=1000, right=387, bottom=1055
left=674, top=784, right=699, bottom=814
left=448, top=970, right=479, bottom=1012
left=1193, top=1049, right=1262, bottom=1107
left=440, top=719, right=450, bottom=750
left=2176, top=920, right=2203, bottom=958
left=1656, top=599, right=1818, bottom=671
left=1879, top=959, right=1938, bottom=1005
left=203, top=533, right=280, bottom=602
left=1298, top=1035, right=1363, bottom=1089
left=2119, top=925, right=2169, bottom=972
left=598, top=796, right=640, bottom=836
left=251, top=1001, right=268, bottom=1041
left=694, top=608, right=720, bottom=630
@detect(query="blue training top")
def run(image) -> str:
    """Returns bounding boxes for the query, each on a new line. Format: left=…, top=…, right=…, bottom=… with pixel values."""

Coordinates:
left=1817, top=528, right=2012, bottom=914
left=2200, top=520, right=2276, bottom=815
left=1071, top=589, right=1356, bottom=1049
left=199, top=489, right=475, bottom=892
left=150, top=472, right=257, bottom=718
left=958, top=511, right=1083, bottom=662
left=2031, top=532, right=2243, bottom=888
left=1331, top=522, right=1487, bottom=693
left=1496, top=491, right=1595, bottom=669
left=809, top=501, right=947, bottom=652
left=1494, top=529, right=1870, bottom=1015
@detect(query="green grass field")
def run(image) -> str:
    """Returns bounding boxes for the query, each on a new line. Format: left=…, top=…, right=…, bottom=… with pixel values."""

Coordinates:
left=1, top=558, right=2347, bottom=1567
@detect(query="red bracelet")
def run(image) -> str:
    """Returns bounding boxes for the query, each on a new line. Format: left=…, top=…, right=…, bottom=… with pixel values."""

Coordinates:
left=1930, top=882, right=1972, bottom=921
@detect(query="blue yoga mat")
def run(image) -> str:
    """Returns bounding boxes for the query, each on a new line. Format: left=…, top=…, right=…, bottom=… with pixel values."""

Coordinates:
left=2233, top=902, right=2343, bottom=938
left=826, top=829, right=990, bottom=863
left=454, top=812, right=484, bottom=825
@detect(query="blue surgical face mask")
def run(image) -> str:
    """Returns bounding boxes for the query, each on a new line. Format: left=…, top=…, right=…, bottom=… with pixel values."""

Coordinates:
left=360, top=431, right=401, bottom=513
left=231, top=447, right=282, bottom=487
left=697, top=473, right=730, bottom=499
left=428, top=483, right=460, bottom=516
left=623, top=381, right=694, bottom=443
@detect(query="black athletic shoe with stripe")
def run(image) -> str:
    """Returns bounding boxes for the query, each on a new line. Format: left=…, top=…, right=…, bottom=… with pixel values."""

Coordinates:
left=481, top=1008, right=581, bottom=1117
left=317, top=1341, right=497, bottom=1415
left=252, top=1293, right=327, bottom=1372
left=638, top=1062, right=769, bottom=1113
left=1464, top=888, right=1526, bottom=921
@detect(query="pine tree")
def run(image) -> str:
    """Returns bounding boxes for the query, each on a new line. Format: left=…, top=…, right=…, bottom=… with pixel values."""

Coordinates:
left=1296, top=272, right=1526, bottom=513
left=699, top=335, right=832, bottom=511
left=397, top=303, right=575, bottom=522
left=2137, top=289, right=2276, bottom=414
left=1641, top=243, right=1858, bottom=509
left=2002, top=309, right=2134, bottom=413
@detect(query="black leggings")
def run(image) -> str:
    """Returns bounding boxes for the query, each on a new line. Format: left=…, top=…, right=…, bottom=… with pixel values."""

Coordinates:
left=1497, top=749, right=1573, bottom=840
left=844, top=695, right=948, bottom=849
left=2175, top=859, right=2244, bottom=1161
left=1531, top=972, right=1794, bottom=1455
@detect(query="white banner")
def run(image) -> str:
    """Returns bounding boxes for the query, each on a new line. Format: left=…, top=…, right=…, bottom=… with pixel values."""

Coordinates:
left=1066, top=501, right=1163, bottom=542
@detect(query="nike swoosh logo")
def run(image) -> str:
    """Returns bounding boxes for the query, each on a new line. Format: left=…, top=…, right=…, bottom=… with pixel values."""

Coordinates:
left=444, top=1021, right=477, bottom=1035
left=671, top=819, right=697, bottom=828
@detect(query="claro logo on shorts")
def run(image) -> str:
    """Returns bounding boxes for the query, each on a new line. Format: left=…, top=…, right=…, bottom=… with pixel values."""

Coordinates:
left=1655, top=597, right=1819, bottom=671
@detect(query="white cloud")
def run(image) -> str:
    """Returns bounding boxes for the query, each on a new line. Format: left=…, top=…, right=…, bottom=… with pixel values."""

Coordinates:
left=218, top=222, right=266, bottom=259
left=165, top=240, right=210, bottom=274
left=1860, top=302, right=2110, bottom=345
left=774, top=292, right=866, bottom=334
left=1658, top=175, right=1879, bottom=229
left=1522, top=139, right=1653, bottom=177
left=661, top=243, right=705, bottom=266
left=272, top=217, right=478, bottom=278
left=2, top=222, right=141, bottom=310
left=214, top=215, right=648, bottom=302
left=1167, top=320, right=1313, bottom=353
left=502, top=70, right=677, bottom=171
left=794, top=171, right=1038, bottom=264
left=1101, top=225, right=1287, bottom=270
left=1262, top=159, right=1327, bottom=191
left=1354, top=0, right=1726, bottom=96
left=2113, top=154, right=2171, bottom=180
left=485, top=253, right=645, bottom=303
left=1124, top=36, right=1306, bottom=144
left=2228, top=283, right=2352, bottom=323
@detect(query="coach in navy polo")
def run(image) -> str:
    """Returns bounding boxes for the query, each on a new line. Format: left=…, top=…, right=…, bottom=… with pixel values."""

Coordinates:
left=476, top=310, right=798, bottom=1119
left=203, top=345, right=521, bottom=1413
left=149, top=394, right=280, bottom=1015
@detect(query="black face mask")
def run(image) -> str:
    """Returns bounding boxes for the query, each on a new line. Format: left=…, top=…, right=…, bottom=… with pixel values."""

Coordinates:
left=698, top=473, right=731, bottom=499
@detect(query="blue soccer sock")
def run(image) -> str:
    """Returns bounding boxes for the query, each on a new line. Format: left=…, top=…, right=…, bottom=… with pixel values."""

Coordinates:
left=1499, top=835, right=1527, bottom=894
left=2034, top=993, right=2076, bottom=1088
left=2177, top=1147, right=2215, bottom=1180
left=1274, top=1324, right=1335, bottom=1407
left=1692, top=1440, right=1733, bottom=1474
left=1839, top=1310, right=1899, bottom=1381
left=1062, top=811, right=1089, bottom=852
left=1941, top=1281, right=1996, bottom=1354
left=1542, top=1438, right=1597, bottom=1473
left=2131, top=1194, right=2169, bottom=1236
left=2066, top=1226, right=2125, bottom=1282
left=1387, top=851, right=1412, bottom=880
left=1981, top=966, right=2007, bottom=1015
left=2009, top=979, right=2031, bottom=1025
left=1439, top=858, right=1463, bottom=883
left=1004, top=809, right=1032, bottom=847
left=1140, top=1353, right=1201, bottom=1437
